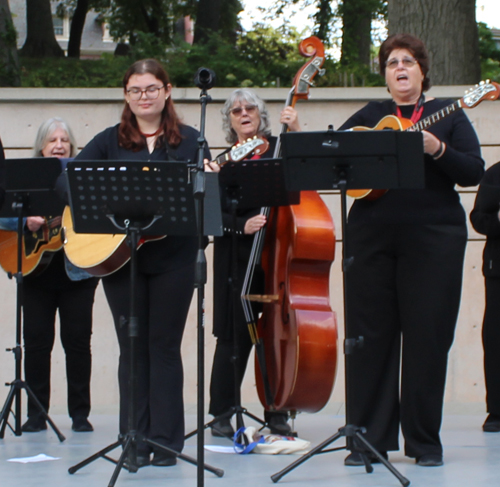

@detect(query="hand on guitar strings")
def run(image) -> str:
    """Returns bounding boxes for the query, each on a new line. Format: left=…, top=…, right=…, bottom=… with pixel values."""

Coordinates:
left=204, top=158, right=220, bottom=173
left=422, top=131, right=446, bottom=159
left=26, top=216, right=46, bottom=232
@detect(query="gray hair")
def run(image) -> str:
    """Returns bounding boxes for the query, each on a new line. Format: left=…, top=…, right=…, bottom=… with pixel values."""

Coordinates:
left=33, top=117, right=77, bottom=157
left=221, top=88, right=272, bottom=145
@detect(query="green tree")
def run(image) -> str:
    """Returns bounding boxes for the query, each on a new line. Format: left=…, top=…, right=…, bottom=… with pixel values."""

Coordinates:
left=0, top=0, right=20, bottom=85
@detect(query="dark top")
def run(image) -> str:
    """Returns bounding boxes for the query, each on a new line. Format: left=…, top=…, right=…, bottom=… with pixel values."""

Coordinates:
left=212, top=137, right=277, bottom=338
left=77, top=123, right=209, bottom=274
left=339, top=99, right=484, bottom=225
left=470, top=162, right=500, bottom=277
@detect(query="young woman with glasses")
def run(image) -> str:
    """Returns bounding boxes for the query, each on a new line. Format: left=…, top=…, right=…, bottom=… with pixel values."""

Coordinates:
left=74, top=59, right=210, bottom=468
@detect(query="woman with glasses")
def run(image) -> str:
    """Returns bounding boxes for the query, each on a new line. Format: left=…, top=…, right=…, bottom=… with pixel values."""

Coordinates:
left=339, top=34, right=484, bottom=467
left=75, top=59, right=210, bottom=468
left=207, top=88, right=299, bottom=438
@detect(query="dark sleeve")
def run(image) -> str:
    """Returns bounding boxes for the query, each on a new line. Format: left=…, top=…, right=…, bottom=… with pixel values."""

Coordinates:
left=0, top=138, right=5, bottom=210
left=76, top=127, right=114, bottom=161
left=432, top=109, right=484, bottom=188
left=470, top=164, right=500, bottom=237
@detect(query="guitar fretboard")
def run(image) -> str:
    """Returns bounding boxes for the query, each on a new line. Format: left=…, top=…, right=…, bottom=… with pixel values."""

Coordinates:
left=409, top=101, right=461, bottom=132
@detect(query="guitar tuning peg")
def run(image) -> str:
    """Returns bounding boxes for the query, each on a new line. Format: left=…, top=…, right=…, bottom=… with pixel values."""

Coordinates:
left=475, top=84, right=479, bottom=88
left=480, top=80, right=484, bottom=85
left=486, top=79, right=491, bottom=83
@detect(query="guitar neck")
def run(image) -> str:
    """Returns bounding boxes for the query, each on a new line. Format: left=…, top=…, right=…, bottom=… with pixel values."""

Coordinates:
left=409, top=100, right=462, bottom=132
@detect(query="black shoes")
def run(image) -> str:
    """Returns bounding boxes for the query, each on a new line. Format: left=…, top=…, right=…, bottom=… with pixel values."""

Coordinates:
left=344, top=451, right=388, bottom=466
left=210, top=418, right=235, bottom=438
left=416, top=454, right=444, bottom=466
left=267, top=414, right=292, bottom=435
left=483, top=414, right=500, bottom=432
left=152, top=451, right=177, bottom=467
left=72, top=416, right=93, bottom=432
left=21, top=416, right=47, bottom=432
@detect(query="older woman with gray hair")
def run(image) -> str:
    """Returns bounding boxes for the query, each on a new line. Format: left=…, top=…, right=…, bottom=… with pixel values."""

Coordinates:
left=208, top=88, right=299, bottom=438
left=0, top=118, right=99, bottom=433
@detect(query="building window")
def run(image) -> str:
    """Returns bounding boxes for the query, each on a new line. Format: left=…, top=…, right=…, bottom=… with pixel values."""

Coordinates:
left=53, top=16, right=64, bottom=36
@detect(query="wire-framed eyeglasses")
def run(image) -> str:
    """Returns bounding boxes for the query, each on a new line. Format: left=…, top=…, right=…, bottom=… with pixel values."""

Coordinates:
left=386, top=57, right=418, bottom=69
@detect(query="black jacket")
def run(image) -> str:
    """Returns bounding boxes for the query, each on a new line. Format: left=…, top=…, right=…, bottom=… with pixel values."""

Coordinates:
left=470, top=161, right=500, bottom=277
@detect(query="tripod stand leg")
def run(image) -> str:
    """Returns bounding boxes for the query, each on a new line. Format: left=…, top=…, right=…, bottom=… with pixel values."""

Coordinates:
left=68, top=439, right=122, bottom=474
left=354, top=431, right=410, bottom=487
left=24, top=382, right=65, bottom=442
left=270, top=430, right=344, bottom=483
left=0, top=385, right=17, bottom=438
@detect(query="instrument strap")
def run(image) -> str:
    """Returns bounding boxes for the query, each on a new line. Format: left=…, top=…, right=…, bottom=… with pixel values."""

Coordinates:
left=395, top=93, right=425, bottom=123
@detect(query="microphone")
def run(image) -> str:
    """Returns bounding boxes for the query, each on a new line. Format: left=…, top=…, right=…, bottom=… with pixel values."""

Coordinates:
left=194, top=68, right=216, bottom=90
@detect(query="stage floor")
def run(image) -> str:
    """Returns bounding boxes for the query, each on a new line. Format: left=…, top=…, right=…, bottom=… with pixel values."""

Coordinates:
left=0, top=411, right=498, bottom=487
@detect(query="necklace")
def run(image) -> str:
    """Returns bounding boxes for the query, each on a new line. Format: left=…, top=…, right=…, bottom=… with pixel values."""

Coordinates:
left=139, top=126, right=162, bottom=138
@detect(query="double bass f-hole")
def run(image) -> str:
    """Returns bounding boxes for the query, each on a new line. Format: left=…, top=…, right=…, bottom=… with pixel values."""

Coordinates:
left=279, top=282, right=289, bottom=325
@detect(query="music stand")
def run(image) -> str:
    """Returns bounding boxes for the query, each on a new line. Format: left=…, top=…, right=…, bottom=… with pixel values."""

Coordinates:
left=187, top=158, right=299, bottom=440
left=270, top=129, right=425, bottom=486
left=0, top=157, right=66, bottom=442
left=65, top=160, right=223, bottom=486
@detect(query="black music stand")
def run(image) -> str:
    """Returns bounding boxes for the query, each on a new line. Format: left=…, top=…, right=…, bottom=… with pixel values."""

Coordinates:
left=0, top=158, right=66, bottom=442
left=187, top=158, right=299, bottom=441
left=269, top=129, right=425, bottom=486
left=65, top=160, right=223, bottom=486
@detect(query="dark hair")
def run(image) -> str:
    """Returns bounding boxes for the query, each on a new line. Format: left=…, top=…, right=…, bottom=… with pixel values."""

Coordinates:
left=119, top=59, right=182, bottom=151
left=379, top=33, right=431, bottom=92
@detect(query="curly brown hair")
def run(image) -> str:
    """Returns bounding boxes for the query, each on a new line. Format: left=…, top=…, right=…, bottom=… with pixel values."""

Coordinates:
left=119, top=59, right=182, bottom=151
left=379, top=34, right=431, bottom=92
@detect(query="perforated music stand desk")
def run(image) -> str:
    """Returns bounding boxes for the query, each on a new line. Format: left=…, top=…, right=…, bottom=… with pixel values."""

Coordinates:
left=270, top=129, right=423, bottom=487
left=66, top=159, right=221, bottom=237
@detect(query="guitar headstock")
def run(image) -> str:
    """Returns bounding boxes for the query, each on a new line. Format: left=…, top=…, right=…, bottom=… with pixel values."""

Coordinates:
left=227, top=136, right=269, bottom=163
left=462, top=80, right=500, bottom=108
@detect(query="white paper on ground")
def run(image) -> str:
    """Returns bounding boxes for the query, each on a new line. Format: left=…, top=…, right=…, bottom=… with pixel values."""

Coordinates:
left=7, top=453, right=61, bottom=463
left=204, top=445, right=236, bottom=454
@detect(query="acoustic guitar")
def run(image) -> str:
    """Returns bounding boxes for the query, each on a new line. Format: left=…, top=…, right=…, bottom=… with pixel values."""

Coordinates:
left=0, top=216, right=63, bottom=276
left=61, top=206, right=164, bottom=277
left=347, top=80, right=500, bottom=200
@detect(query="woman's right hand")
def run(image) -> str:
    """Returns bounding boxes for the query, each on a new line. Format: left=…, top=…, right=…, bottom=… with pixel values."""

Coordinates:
left=26, top=216, right=45, bottom=232
left=244, top=214, right=266, bottom=235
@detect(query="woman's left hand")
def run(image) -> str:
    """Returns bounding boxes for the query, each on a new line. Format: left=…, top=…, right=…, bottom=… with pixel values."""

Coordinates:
left=204, top=159, right=220, bottom=173
left=280, top=107, right=301, bottom=133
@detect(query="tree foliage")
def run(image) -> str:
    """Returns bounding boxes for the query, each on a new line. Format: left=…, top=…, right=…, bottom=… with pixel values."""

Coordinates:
left=193, top=0, right=243, bottom=44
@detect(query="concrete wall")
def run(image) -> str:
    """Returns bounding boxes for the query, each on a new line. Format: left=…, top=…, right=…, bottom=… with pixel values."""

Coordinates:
left=0, top=86, right=498, bottom=418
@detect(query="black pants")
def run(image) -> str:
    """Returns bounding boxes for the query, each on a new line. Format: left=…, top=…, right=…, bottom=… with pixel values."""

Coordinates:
left=345, top=222, right=467, bottom=458
left=103, top=262, right=194, bottom=454
left=23, top=254, right=98, bottom=419
left=483, top=276, right=500, bottom=416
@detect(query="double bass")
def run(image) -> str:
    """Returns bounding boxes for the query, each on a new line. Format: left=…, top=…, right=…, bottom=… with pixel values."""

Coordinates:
left=241, top=37, right=338, bottom=414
